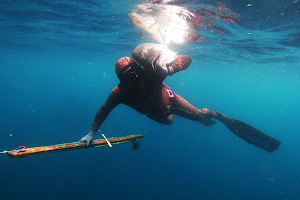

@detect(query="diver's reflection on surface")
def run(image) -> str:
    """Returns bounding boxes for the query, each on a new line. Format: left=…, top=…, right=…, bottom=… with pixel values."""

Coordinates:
left=128, top=1, right=240, bottom=44
left=128, top=3, right=194, bottom=44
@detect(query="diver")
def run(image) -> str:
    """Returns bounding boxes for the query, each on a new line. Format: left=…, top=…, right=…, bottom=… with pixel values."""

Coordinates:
left=80, top=43, right=281, bottom=153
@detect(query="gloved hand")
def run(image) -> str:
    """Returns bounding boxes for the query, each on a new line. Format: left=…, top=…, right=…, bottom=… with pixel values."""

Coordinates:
left=79, top=130, right=97, bottom=147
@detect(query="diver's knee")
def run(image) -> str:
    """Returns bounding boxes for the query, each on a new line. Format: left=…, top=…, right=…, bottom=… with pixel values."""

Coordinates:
left=162, top=115, right=173, bottom=125
left=166, top=119, right=173, bottom=125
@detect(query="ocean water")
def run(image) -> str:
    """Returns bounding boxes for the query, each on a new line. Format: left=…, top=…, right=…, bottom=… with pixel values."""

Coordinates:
left=1, top=0, right=300, bottom=200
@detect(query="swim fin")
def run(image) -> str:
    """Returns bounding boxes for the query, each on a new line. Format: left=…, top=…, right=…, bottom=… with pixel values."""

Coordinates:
left=216, top=112, right=281, bottom=153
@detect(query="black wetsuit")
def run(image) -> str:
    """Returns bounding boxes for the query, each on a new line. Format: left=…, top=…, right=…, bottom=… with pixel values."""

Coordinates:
left=91, top=62, right=216, bottom=131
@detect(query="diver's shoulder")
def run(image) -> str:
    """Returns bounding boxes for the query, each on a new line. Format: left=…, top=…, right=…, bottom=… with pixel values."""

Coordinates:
left=111, top=85, right=122, bottom=93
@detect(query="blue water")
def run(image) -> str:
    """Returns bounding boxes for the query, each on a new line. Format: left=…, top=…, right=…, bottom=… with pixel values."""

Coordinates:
left=1, top=0, right=300, bottom=200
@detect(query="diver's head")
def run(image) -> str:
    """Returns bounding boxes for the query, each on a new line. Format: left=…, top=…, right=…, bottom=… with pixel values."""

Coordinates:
left=115, top=57, right=145, bottom=89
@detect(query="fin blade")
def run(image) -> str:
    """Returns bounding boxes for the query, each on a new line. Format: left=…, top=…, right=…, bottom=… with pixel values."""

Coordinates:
left=224, top=119, right=281, bottom=153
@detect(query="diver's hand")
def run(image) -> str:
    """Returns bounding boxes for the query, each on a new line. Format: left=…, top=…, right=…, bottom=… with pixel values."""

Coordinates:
left=79, top=130, right=97, bottom=147
left=169, top=55, right=192, bottom=75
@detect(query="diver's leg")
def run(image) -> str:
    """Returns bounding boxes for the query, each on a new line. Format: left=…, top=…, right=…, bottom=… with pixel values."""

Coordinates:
left=146, top=113, right=173, bottom=125
left=170, top=93, right=217, bottom=126
left=170, top=94, right=281, bottom=152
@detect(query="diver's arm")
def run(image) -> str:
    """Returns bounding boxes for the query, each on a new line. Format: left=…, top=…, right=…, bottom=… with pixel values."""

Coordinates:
left=80, top=86, right=122, bottom=146
left=91, top=87, right=122, bottom=131
left=167, top=55, right=192, bottom=76
left=132, top=43, right=192, bottom=78
left=142, top=54, right=192, bottom=79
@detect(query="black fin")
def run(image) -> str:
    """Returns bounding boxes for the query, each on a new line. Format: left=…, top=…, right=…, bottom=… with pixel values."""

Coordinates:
left=216, top=113, right=281, bottom=152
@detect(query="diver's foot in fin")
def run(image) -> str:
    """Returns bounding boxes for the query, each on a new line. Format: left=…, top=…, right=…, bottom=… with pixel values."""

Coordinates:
left=200, top=118, right=216, bottom=126
left=215, top=112, right=234, bottom=124
left=215, top=112, right=281, bottom=153
left=169, top=55, right=192, bottom=75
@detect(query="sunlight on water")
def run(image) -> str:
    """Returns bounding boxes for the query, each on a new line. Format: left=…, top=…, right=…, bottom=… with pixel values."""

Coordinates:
left=129, top=3, right=194, bottom=44
left=128, top=1, right=241, bottom=45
